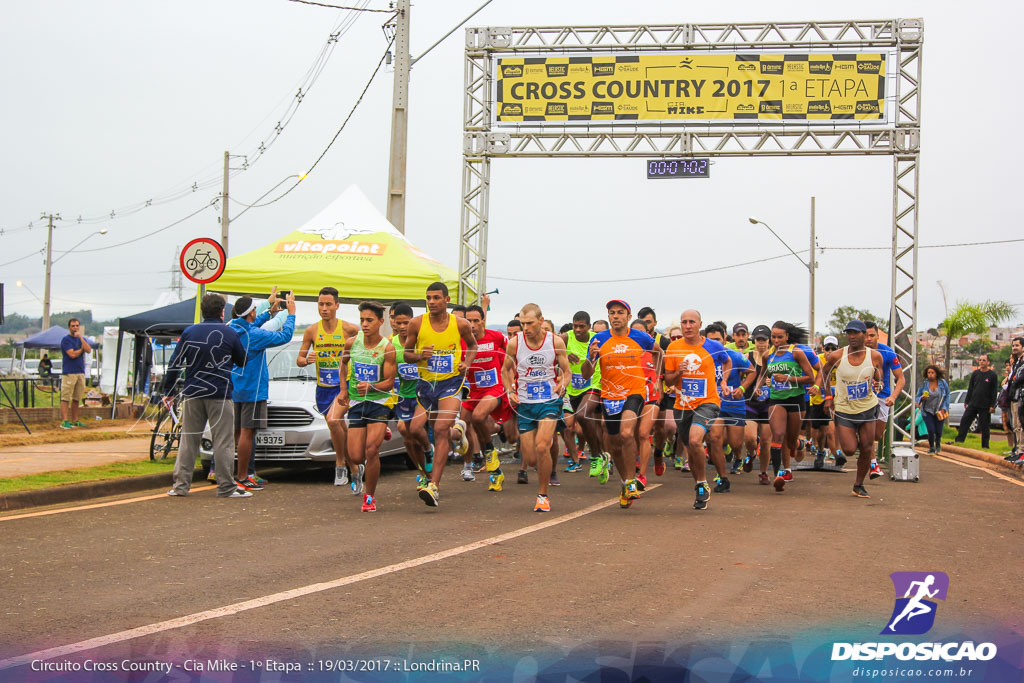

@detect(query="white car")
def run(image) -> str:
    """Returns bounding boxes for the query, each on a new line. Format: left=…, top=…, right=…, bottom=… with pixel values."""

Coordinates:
left=947, top=389, right=1003, bottom=433
left=199, top=339, right=408, bottom=468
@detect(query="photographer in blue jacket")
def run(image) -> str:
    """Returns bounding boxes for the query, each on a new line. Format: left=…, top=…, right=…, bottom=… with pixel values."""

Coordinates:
left=228, top=289, right=296, bottom=490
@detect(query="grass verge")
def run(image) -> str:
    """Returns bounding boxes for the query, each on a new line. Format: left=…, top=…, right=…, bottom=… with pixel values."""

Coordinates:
left=940, top=426, right=1011, bottom=457
left=0, top=457, right=194, bottom=495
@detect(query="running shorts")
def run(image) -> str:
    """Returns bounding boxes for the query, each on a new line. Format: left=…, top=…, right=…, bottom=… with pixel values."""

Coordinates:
left=416, top=376, right=465, bottom=413
left=834, top=406, right=879, bottom=430
left=315, top=385, right=340, bottom=416
left=675, top=403, right=720, bottom=441
left=602, top=394, right=644, bottom=436
left=769, top=394, right=806, bottom=413
left=393, top=395, right=417, bottom=424
left=516, top=398, right=563, bottom=433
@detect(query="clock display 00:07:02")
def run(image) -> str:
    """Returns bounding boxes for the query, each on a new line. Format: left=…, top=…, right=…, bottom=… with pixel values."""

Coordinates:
left=646, top=158, right=710, bottom=179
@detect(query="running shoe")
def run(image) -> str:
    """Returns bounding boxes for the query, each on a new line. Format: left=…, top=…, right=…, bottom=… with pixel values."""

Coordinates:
left=350, top=464, right=365, bottom=495
left=564, top=460, right=580, bottom=473
left=729, top=462, right=741, bottom=475
left=461, top=463, right=475, bottom=481
left=207, top=468, right=217, bottom=483
left=452, top=419, right=469, bottom=456
left=167, top=488, right=186, bottom=497
left=813, top=453, right=825, bottom=470
left=663, top=441, right=675, bottom=459
left=60, top=420, right=73, bottom=429
left=549, top=472, right=561, bottom=486
left=869, top=462, right=883, bottom=480
left=636, top=473, right=647, bottom=490
left=73, top=420, right=86, bottom=428
left=488, top=470, right=505, bottom=492
left=361, top=494, right=376, bottom=512
left=851, top=484, right=870, bottom=498
left=236, top=476, right=264, bottom=492
left=253, top=474, right=268, bottom=485
left=534, top=494, right=551, bottom=512
left=834, top=450, right=847, bottom=468
left=773, top=471, right=786, bottom=492
left=419, top=481, right=439, bottom=507
left=625, top=478, right=641, bottom=500
left=597, top=455, right=610, bottom=485
left=517, top=469, right=529, bottom=485
left=742, top=455, right=754, bottom=473
left=472, top=453, right=485, bottom=472
left=619, top=488, right=633, bottom=509
left=228, top=489, right=253, bottom=498
left=415, top=474, right=428, bottom=491
left=713, top=474, right=722, bottom=486
left=485, top=448, right=500, bottom=472
left=424, top=449, right=434, bottom=474
left=654, top=458, right=666, bottom=476
left=758, top=472, right=770, bottom=485
left=693, top=482, right=710, bottom=511
left=713, top=477, right=730, bottom=493
left=782, top=470, right=794, bottom=482
left=334, top=467, right=349, bottom=487
left=673, top=455, right=684, bottom=470
left=588, top=456, right=603, bottom=477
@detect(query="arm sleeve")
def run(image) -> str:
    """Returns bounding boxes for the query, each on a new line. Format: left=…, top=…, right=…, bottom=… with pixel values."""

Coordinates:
left=230, top=331, right=248, bottom=368
left=941, top=381, right=951, bottom=411
left=253, top=311, right=272, bottom=328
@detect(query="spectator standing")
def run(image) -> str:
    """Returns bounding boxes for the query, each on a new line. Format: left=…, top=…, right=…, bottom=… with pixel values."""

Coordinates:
left=59, top=319, right=91, bottom=429
left=915, top=364, right=950, bottom=454
left=954, top=354, right=999, bottom=448
left=999, top=358, right=1014, bottom=454
left=1006, top=338, right=1024, bottom=461
left=162, top=293, right=251, bottom=498
left=38, top=353, right=53, bottom=389
left=228, top=291, right=296, bottom=491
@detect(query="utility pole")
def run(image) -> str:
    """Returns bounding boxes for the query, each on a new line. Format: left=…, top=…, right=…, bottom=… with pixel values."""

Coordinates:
left=220, top=150, right=231, bottom=256
left=41, top=212, right=61, bottom=330
left=386, top=0, right=410, bottom=233
left=171, top=246, right=183, bottom=300
left=809, top=196, right=816, bottom=346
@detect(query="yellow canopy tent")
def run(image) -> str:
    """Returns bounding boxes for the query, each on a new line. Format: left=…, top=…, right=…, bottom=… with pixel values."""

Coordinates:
left=212, top=185, right=464, bottom=304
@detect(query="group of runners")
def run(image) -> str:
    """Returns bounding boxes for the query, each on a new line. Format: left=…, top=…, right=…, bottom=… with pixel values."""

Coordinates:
left=301, top=283, right=905, bottom=514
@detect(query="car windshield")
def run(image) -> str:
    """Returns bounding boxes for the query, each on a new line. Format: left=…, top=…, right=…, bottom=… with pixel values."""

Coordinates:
left=267, top=341, right=317, bottom=381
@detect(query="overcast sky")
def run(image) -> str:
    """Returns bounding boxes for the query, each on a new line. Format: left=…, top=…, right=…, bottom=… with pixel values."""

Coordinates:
left=2, top=0, right=1020, bottom=335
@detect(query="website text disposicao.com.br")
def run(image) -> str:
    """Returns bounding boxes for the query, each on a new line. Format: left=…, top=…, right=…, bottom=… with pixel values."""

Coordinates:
left=851, top=665, right=979, bottom=678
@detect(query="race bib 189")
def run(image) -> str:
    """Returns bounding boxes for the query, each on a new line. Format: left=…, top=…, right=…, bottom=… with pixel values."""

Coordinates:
left=427, top=353, right=454, bottom=374
left=474, top=368, right=499, bottom=388
left=571, top=373, right=590, bottom=390
left=397, top=363, right=419, bottom=380
left=317, top=367, right=340, bottom=386
left=352, top=362, right=380, bottom=383
left=525, top=382, right=553, bottom=401
left=846, top=381, right=870, bottom=401
left=681, top=378, right=707, bottom=398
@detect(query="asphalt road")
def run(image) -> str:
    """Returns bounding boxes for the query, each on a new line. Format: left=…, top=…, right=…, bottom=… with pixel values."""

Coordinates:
left=1, top=452, right=1022, bottom=673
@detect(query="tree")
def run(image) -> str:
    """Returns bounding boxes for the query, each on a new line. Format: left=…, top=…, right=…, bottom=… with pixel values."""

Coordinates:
left=964, top=338, right=995, bottom=356
left=827, top=305, right=888, bottom=335
left=938, top=300, right=1017, bottom=371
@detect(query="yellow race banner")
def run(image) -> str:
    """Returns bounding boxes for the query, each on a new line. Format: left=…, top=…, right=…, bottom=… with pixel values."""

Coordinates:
left=496, top=53, right=886, bottom=123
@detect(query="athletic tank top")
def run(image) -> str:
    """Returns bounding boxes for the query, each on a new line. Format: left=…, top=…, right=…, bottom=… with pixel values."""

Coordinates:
left=833, top=346, right=879, bottom=414
left=566, top=331, right=597, bottom=397
left=392, top=333, right=418, bottom=398
left=416, top=314, right=462, bottom=382
left=766, top=345, right=806, bottom=400
left=748, top=351, right=770, bottom=404
left=314, top=319, right=346, bottom=388
left=347, top=333, right=391, bottom=404
left=515, top=331, right=558, bottom=404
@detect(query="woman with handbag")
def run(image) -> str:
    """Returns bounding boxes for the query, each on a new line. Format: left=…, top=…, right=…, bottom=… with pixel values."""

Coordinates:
left=916, top=365, right=950, bottom=454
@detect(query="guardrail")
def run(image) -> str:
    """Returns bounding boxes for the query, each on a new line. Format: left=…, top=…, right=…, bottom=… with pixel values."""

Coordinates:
left=0, top=377, right=62, bottom=407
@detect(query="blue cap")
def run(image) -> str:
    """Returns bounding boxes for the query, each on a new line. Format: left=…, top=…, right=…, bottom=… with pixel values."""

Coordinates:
left=845, top=319, right=867, bottom=333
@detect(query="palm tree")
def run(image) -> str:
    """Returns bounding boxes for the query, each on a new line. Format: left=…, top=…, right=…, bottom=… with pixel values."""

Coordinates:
left=938, top=300, right=1017, bottom=371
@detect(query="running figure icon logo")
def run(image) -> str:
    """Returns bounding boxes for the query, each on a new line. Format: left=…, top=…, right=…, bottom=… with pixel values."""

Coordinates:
left=882, top=571, right=949, bottom=635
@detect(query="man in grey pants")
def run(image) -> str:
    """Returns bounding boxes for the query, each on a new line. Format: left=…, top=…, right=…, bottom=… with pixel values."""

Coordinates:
left=161, top=293, right=251, bottom=497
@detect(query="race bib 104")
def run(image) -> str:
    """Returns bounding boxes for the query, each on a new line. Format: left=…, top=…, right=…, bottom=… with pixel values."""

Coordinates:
left=352, top=362, right=380, bottom=383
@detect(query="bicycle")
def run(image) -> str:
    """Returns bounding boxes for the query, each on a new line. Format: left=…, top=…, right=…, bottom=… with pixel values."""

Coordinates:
left=149, top=387, right=183, bottom=461
left=184, top=250, right=219, bottom=274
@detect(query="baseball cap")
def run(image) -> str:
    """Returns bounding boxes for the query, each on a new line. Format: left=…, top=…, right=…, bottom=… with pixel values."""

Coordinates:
left=733, top=322, right=749, bottom=334
left=606, top=299, right=631, bottom=315
left=823, top=335, right=839, bottom=347
left=751, top=324, right=771, bottom=340
left=845, top=320, right=867, bottom=333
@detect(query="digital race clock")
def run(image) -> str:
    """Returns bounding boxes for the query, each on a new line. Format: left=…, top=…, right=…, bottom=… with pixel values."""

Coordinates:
left=646, top=158, right=710, bottom=179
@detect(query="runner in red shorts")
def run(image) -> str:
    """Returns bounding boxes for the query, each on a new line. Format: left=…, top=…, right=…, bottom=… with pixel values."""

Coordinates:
left=461, top=304, right=513, bottom=491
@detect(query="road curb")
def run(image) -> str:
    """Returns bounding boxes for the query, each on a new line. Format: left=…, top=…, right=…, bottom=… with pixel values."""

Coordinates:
left=0, top=470, right=200, bottom=513
left=915, top=443, right=1024, bottom=479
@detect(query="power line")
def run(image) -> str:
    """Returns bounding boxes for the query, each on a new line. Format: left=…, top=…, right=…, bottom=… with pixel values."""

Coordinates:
left=288, top=0, right=394, bottom=11
left=0, top=248, right=43, bottom=268
left=0, top=1, right=373, bottom=237
left=821, top=237, right=1024, bottom=251
left=240, top=38, right=394, bottom=210
left=67, top=201, right=217, bottom=254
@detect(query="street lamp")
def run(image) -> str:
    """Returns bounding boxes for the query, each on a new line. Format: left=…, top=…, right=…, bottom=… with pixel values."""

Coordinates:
left=748, top=196, right=817, bottom=345
left=15, top=280, right=43, bottom=303
left=43, top=228, right=108, bottom=329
